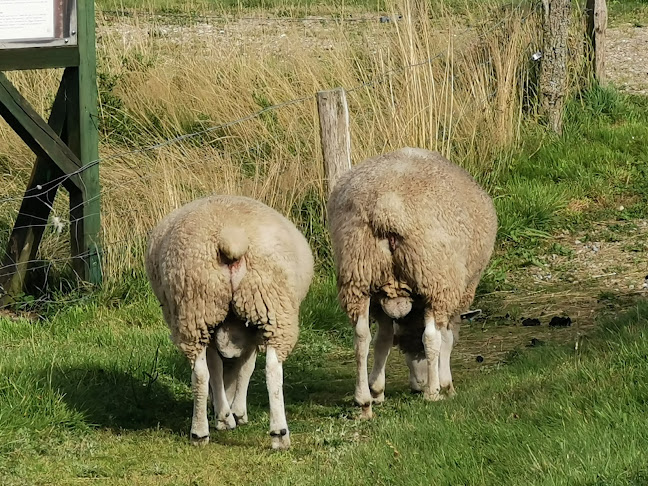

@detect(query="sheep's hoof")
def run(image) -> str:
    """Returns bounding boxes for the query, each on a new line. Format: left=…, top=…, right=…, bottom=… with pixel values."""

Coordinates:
left=270, top=429, right=290, bottom=450
left=370, top=388, right=385, bottom=404
left=441, top=384, right=456, bottom=398
left=359, top=403, right=373, bottom=420
left=423, top=389, right=444, bottom=402
left=190, top=433, right=210, bottom=446
left=233, top=412, right=248, bottom=425
left=215, top=412, right=237, bottom=431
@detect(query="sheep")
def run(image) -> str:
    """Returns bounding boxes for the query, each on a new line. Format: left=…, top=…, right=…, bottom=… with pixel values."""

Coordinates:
left=145, top=194, right=314, bottom=450
left=327, top=147, right=497, bottom=419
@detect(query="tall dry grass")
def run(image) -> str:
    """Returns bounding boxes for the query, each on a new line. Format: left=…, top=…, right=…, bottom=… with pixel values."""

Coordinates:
left=0, top=0, right=545, bottom=284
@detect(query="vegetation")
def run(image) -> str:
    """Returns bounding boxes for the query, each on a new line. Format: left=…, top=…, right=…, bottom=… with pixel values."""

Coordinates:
left=1, top=0, right=648, bottom=484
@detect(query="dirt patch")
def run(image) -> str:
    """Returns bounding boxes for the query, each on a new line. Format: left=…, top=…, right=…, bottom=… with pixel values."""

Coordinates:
left=453, top=219, right=648, bottom=379
left=606, top=25, right=648, bottom=95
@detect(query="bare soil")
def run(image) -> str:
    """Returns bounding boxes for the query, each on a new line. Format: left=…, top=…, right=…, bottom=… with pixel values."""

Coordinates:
left=456, top=219, right=648, bottom=379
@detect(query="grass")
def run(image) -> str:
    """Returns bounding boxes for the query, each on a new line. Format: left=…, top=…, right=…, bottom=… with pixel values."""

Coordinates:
left=493, top=88, right=648, bottom=243
left=1, top=276, right=648, bottom=485
left=608, top=0, right=648, bottom=25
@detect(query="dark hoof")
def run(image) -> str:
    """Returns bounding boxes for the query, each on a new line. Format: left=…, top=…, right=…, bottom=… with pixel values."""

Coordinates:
left=269, top=428, right=288, bottom=437
left=190, top=433, right=209, bottom=446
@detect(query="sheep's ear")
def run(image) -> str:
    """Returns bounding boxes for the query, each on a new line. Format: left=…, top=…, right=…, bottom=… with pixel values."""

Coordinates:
left=460, top=309, right=482, bottom=322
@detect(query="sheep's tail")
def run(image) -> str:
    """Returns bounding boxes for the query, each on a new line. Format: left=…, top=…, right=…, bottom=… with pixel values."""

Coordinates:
left=218, top=225, right=249, bottom=262
left=370, top=192, right=410, bottom=237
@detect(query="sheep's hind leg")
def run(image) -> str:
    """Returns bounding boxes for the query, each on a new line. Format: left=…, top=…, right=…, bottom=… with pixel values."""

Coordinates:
left=422, top=309, right=443, bottom=401
left=369, top=310, right=394, bottom=404
left=190, top=346, right=211, bottom=445
left=354, top=299, right=373, bottom=419
left=266, top=346, right=290, bottom=450
left=206, top=346, right=236, bottom=431
left=229, top=346, right=257, bottom=425
left=439, top=318, right=456, bottom=397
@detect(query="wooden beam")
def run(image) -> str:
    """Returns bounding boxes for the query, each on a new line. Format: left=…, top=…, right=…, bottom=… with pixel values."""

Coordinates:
left=0, top=46, right=79, bottom=71
left=317, top=88, right=352, bottom=195
left=67, top=0, right=102, bottom=284
left=586, top=0, right=607, bottom=82
left=0, top=71, right=70, bottom=304
left=0, top=73, right=84, bottom=189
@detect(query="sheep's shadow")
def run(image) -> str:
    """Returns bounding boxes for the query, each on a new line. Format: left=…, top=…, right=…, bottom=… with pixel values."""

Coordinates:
left=45, top=364, right=192, bottom=433
left=45, top=355, right=356, bottom=434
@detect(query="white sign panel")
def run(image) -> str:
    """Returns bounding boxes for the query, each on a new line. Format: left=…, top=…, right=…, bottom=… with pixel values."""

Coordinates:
left=0, top=0, right=55, bottom=41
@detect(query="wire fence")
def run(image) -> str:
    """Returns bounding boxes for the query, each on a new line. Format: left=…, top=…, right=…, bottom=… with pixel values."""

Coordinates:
left=0, top=1, right=538, bottom=309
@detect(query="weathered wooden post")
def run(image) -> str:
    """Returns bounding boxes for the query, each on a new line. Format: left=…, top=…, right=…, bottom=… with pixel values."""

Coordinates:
left=0, top=0, right=101, bottom=304
left=586, top=0, right=608, bottom=82
left=317, top=88, right=352, bottom=194
left=539, top=0, right=572, bottom=135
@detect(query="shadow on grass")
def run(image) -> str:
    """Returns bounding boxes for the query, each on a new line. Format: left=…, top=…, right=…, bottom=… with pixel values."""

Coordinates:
left=46, top=350, right=357, bottom=434
left=47, top=364, right=192, bottom=433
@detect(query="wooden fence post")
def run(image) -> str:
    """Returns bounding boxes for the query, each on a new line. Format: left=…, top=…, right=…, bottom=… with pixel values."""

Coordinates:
left=317, top=88, right=352, bottom=194
left=540, top=0, right=572, bottom=135
left=586, top=0, right=608, bottom=82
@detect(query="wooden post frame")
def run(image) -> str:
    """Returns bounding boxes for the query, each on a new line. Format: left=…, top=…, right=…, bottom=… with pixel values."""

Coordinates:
left=0, top=0, right=101, bottom=304
left=317, top=88, right=352, bottom=194
left=586, top=0, right=607, bottom=82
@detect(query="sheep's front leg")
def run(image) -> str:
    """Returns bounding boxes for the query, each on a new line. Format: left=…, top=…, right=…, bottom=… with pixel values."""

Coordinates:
left=266, top=346, right=290, bottom=450
left=206, top=346, right=236, bottom=431
left=423, top=309, right=443, bottom=401
left=190, top=346, right=211, bottom=445
left=354, top=299, right=373, bottom=419
left=439, top=324, right=455, bottom=397
left=230, top=346, right=257, bottom=425
left=368, top=310, right=394, bottom=404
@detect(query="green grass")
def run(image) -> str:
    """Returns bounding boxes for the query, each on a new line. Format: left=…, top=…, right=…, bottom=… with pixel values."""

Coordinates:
left=2, top=274, right=648, bottom=485
left=492, top=87, right=648, bottom=243
left=608, top=0, right=648, bottom=25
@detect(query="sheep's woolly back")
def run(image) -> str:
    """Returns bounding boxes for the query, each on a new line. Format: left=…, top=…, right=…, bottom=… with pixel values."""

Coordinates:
left=145, top=195, right=314, bottom=362
left=327, top=148, right=497, bottom=325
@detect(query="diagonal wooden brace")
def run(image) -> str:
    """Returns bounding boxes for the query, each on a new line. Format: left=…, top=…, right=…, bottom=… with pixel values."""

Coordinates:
left=0, top=72, right=84, bottom=191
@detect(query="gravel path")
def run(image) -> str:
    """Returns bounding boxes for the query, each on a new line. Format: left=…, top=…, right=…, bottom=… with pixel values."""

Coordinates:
left=607, top=25, right=648, bottom=95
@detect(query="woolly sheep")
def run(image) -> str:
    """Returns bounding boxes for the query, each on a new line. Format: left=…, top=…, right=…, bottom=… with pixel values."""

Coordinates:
left=145, top=195, right=314, bottom=450
left=327, top=148, right=497, bottom=418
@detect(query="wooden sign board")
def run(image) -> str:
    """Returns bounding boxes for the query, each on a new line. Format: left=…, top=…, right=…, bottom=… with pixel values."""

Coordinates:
left=0, top=0, right=77, bottom=49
